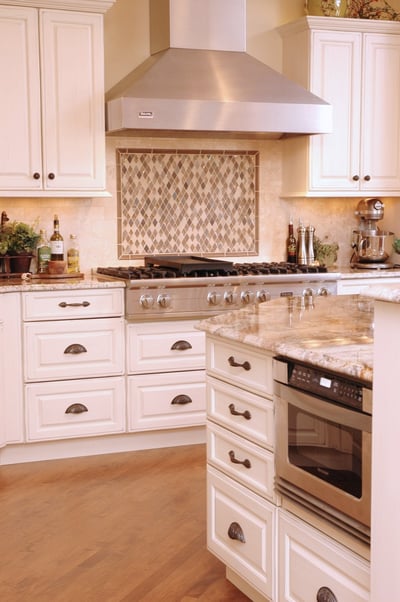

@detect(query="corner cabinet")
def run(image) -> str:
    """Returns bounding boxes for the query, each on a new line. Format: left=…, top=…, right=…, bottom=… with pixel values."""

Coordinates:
left=279, top=16, right=400, bottom=197
left=0, top=1, right=113, bottom=197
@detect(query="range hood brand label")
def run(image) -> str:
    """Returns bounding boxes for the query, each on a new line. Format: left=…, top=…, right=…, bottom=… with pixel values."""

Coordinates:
left=138, top=111, right=154, bottom=119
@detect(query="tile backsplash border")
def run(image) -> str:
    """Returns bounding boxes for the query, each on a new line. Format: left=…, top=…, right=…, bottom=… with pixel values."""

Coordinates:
left=116, top=147, right=259, bottom=258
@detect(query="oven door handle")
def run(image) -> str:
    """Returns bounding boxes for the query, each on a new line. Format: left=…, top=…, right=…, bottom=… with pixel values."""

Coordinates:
left=275, top=382, right=371, bottom=433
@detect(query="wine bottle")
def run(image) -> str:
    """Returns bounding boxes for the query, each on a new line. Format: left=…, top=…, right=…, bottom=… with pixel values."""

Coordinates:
left=50, top=214, right=64, bottom=260
left=37, top=229, right=51, bottom=273
left=67, top=234, right=80, bottom=273
left=286, top=220, right=297, bottom=264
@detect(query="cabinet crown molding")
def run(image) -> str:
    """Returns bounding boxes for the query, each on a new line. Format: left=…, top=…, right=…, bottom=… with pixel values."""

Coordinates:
left=279, top=15, right=400, bottom=35
left=0, top=0, right=115, bottom=13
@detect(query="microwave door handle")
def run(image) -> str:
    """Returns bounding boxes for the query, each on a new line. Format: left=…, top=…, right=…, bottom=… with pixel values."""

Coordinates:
left=278, top=383, right=371, bottom=433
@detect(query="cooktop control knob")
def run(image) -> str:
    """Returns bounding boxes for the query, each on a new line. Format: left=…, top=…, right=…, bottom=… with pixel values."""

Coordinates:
left=241, top=290, right=254, bottom=304
left=157, top=293, right=171, bottom=308
left=207, top=291, right=222, bottom=305
left=139, top=294, right=154, bottom=309
left=224, top=290, right=237, bottom=305
left=317, top=287, right=329, bottom=297
left=256, top=290, right=269, bottom=303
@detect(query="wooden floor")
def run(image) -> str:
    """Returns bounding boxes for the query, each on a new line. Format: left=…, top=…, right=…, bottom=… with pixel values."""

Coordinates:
left=0, top=444, right=250, bottom=601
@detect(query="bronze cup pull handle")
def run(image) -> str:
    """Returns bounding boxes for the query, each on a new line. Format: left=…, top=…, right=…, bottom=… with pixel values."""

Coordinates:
left=64, top=343, right=87, bottom=354
left=65, top=403, right=88, bottom=414
left=228, top=403, right=251, bottom=420
left=170, top=340, right=192, bottom=351
left=228, top=521, right=246, bottom=543
left=171, top=394, right=192, bottom=405
left=229, top=450, right=251, bottom=469
left=316, top=587, right=338, bottom=602
left=228, top=356, right=251, bottom=371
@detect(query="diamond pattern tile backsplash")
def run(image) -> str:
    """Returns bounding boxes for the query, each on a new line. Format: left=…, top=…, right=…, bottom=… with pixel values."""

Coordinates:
left=117, top=148, right=259, bottom=258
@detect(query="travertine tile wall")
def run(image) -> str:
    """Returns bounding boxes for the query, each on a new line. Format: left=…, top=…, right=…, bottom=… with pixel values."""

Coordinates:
left=1, top=134, right=399, bottom=272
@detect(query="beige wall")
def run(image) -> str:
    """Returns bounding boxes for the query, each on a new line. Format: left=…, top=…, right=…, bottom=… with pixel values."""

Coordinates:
left=2, top=0, right=399, bottom=272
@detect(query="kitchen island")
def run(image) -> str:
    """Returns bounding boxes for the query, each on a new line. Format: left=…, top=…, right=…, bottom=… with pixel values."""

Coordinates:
left=198, top=292, right=393, bottom=602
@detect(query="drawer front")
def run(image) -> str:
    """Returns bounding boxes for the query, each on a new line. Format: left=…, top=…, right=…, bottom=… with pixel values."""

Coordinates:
left=127, top=320, right=205, bottom=373
left=128, top=370, right=206, bottom=431
left=278, top=510, right=370, bottom=602
left=24, top=317, right=124, bottom=381
left=206, top=337, right=273, bottom=397
left=22, top=288, right=124, bottom=320
left=25, top=377, right=126, bottom=441
left=207, top=466, right=275, bottom=599
left=207, top=376, right=274, bottom=450
left=207, top=422, right=275, bottom=501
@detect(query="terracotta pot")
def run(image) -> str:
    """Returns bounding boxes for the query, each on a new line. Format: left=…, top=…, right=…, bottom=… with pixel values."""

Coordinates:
left=9, top=254, right=33, bottom=273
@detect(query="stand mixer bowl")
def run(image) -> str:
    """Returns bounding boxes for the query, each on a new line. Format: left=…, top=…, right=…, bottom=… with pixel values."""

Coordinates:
left=353, top=231, right=394, bottom=263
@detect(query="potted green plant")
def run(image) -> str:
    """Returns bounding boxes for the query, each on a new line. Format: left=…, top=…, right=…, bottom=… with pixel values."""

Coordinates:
left=2, top=220, right=40, bottom=273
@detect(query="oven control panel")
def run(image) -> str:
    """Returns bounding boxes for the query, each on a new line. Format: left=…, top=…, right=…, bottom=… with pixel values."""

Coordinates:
left=273, top=357, right=372, bottom=414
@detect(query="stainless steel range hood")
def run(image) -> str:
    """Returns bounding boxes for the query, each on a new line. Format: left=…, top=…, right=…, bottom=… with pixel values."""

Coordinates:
left=106, top=0, right=332, bottom=139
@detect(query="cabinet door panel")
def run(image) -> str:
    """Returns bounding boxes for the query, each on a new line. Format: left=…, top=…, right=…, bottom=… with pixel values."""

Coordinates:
left=40, top=10, right=105, bottom=190
left=0, top=6, right=42, bottom=189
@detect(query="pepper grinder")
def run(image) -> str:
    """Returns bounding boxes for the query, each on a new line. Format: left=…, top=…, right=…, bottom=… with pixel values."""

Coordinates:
left=297, top=224, right=307, bottom=265
left=306, top=225, right=315, bottom=264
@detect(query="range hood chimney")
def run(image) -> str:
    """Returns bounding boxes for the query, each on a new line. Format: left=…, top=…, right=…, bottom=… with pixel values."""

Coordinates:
left=106, top=0, right=332, bottom=139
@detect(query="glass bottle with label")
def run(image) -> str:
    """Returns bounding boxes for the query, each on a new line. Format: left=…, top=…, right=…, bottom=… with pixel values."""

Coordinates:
left=50, top=214, right=64, bottom=260
left=67, top=234, right=80, bottom=273
left=37, top=229, right=51, bottom=273
left=286, top=220, right=297, bottom=264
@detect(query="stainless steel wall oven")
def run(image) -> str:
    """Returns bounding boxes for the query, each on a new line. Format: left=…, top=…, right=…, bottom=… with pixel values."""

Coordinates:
left=273, top=356, right=372, bottom=543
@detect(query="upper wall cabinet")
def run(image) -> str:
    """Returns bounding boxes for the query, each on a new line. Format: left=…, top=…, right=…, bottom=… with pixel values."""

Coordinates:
left=0, top=2, right=112, bottom=197
left=279, top=17, right=400, bottom=198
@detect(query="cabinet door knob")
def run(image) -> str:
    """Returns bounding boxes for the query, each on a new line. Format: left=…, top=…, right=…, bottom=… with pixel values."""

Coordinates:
left=228, top=521, right=246, bottom=543
left=229, top=450, right=251, bottom=468
left=171, top=394, right=192, bottom=405
left=65, top=403, right=88, bottom=414
left=228, top=356, right=251, bottom=371
left=33, top=172, right=41, bottom=180
left=48, top=172, right=55, bottom=180
left=170, top=339, right=192, bottom=351
left=64, top=343, right=87, bottom=354
left=228, top=403, right=251, bottom=420
left=364, top=174, right=371, bottom=181
left=316, top=586, right=338, bottom=602
left=352, top=174, right=360, bottom=181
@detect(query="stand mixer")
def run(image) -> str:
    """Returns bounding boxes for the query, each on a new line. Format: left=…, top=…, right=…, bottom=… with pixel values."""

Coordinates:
left=351, top=198, right=394, bottom=269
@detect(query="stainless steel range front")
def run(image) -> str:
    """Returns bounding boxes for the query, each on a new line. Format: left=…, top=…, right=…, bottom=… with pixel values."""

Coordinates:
left=97, top=256, right=339, bottom=320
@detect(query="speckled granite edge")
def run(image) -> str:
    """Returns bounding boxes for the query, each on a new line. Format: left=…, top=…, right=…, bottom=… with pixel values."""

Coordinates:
left=0, top=275, right=126, bottom=293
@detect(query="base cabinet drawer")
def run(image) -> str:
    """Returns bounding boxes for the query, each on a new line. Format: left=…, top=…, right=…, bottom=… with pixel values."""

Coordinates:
left=22, top=288, right=124, bottom=320
left=25, top=377, right=126, bottom=441
left=278, top=510, right=370, bottom=602
left=127, top=320, right=205, bottom=373
left=207, top=375, right=274, bottom=450
left=207, top=422, right=275, bottom=501
left=206, top=337, right=273, bottom=397
left=24, top=317, right=125, bottom=381
left=207, top=465, right=275, bottom=600
left=127, top=370, right=206, bottom=431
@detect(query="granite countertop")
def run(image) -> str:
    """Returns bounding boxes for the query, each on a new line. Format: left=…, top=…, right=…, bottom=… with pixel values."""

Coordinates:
left=198, top=294, right=374, bottom=383
left=0, top=273, right=126, bottom=292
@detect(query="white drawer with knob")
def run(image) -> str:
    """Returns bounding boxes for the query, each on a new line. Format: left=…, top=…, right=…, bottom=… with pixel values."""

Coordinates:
left=127, top=320, right=205, bottom=373
left=25, top=377, right=126, bottom=441
left=207, top=375, right=274, bottom=450
left=207, top=465, right=275, bottom=600
left=127, top=369, right=206, bottom=431
left=23, top=317, right=124, bottom=381
left=206, top=336, right=273, bottom=397
left=207, top=422, right=275, bottom=501
left=22, top=288, right=124, bottom=320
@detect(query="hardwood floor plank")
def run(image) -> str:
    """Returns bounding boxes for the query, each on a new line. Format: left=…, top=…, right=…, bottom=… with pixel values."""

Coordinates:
left=0, top=444, right=250, bottom=601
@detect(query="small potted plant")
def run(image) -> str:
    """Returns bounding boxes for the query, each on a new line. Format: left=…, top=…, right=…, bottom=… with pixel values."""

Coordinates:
left=3, top=220, right=40, bottom=273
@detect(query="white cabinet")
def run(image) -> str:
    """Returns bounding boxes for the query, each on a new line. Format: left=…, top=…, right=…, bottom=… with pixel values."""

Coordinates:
left=0, top=293, right=23, bottom=447
left=0, top=3, right=109, bottom=196
left=22, top=287, right=125, bottom=442
left=338, top=276, right=400, bottom=295
left=126, top=320, right=206, bottom=432
left=278, top=509, right=370, bottom=602
left=279, top=16, right=400, bottom=197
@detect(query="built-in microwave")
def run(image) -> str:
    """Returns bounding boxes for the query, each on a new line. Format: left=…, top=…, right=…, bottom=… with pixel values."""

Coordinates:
left=273, top=356, right=372, bottom=543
